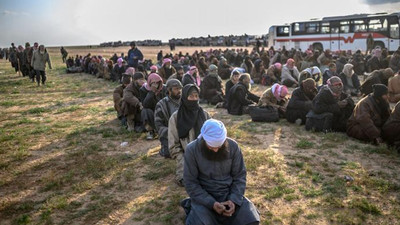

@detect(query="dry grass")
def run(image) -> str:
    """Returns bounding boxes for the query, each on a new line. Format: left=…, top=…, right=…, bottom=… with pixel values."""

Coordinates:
left=0, top=47, right=400, bottom=225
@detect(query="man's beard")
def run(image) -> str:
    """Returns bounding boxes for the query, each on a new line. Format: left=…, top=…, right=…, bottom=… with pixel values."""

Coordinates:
left=171, top=94, right=181, bottom=100
left=200, top=139, right=230, bottom=162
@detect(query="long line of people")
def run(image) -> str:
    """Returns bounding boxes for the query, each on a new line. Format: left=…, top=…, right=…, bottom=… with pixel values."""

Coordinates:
left=4, top=41, right=400, bottom=225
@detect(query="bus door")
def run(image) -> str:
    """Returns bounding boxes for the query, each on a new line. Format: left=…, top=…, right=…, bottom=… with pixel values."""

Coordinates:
left=330, top=21, right=340, bottom=51
left=388, top=17, right=400, bottom=51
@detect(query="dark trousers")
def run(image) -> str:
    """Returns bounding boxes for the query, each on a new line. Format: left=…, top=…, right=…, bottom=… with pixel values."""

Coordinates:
left=35, top=70, right=46, bottom=84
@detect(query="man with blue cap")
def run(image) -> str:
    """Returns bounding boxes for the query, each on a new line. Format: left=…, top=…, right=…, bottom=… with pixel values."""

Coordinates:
left=182, top=119, right=260, bottom=225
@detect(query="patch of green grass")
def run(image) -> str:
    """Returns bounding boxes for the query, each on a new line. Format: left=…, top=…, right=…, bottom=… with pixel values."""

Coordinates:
left=244, top=149, right=278, bottom=172
left=14, top=214, right=31, bottom=225
left=23, top=107, right=52, bottom=115
left=296, top=139, right=314, bottom=149
left=264, top=185, right=295, bottom=200
left=350, top=198, right=381, bottom=215
left=30, top=125, right=51, bottom=134
left=143, top=160, right=175, bottom=181
left=0, top=100, right=18, bottom=107
left=55, top=105, right=82, bottom=114
left=46, top=195, right=68, bottom=210
left=299, top=187, right=323, bottom=198
left=322, top=178, right=347, bottom=198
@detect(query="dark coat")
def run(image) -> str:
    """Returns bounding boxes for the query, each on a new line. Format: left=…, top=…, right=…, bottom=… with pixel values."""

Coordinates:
left=367, top=56, right=384, bottom=73
left=113, top=85, right=125, bottom=116
left=286, top=85, right=315, bottom=123
left=312, top=86, right=355, bottom=132
left=347, top=95, right=391, bottom=142
left=382, top=102, right=400, bottom=146
left=227, top=83, right=260, bottom=115
left=121, top=82, right=142, bottom=116
left=139, top=86, right=166, bottom=111
left=360, top=69, right=390, bottom=95
left=339, top=72, right=361, bottom=92
left=200, top=73, right=224, bottom=103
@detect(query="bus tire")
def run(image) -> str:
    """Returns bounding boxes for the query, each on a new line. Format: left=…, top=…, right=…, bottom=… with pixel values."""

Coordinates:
left=312, top=43, right=323, bottom=52
left=373, top=41, right=385, bottom=49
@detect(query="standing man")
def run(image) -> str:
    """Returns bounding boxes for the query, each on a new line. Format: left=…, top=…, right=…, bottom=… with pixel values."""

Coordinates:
left=183, top=119, right=260, bottom=225
left=127, top=42, right=143, bottom=69
left=31, top=45, right=52, bottom=86
left=60, top=46, right=68, bottom=63
left=154, top=79, right=182, bottom=158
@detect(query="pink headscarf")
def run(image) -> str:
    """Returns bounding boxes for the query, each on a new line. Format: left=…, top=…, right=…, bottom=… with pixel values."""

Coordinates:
left=274, top=63, right=282, bottom=70
left=117, top=58, right=123, bottom=67
left=150, top=65, right=158, bottom=72
left=286, top=58, right=295, bottom=69
left=144, top=73, right=164, bottom=94
left=271, top=84, right=288, bottom=101
left=188, top=66, right=201, bottom=87
left=125, top=67, right=135, bottom=75
left=162, top=58, right=172, bottom=66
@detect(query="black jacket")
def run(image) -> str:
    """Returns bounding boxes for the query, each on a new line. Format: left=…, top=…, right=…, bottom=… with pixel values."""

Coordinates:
left=339, top=72, right=361, bottom=92
left=227, top=83, right=259, bottom=115
left=139, top=86, right=165, bottom=111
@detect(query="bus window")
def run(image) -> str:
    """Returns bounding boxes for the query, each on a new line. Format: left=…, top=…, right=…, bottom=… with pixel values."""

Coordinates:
left=368, top=18, right=388, bottom=32
left=352, top=20, right=367, bottom=32
left=321, top=22, right=330, bottom=34
left=277, top=26, right=290, bottom=37
left=390, top=24, right=399, bottom=38
left=293, top=23, right=305, bottom=34
left=340, top=21, right=350, bottom=33
left=306, top=22, right=319, bottom=34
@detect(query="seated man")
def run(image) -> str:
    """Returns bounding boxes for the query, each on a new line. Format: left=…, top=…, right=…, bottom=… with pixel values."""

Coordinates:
left=225, top=68, right=242, bottom=105
left=113, top=74, right=131, bottom=125
left=360, top=68, right=394, bottom=96
left=258, top=83, right=289, bottom=117
left=168, top=84, right=210, bottom=186
left=388, top=72, right=400, bottom=103
left=139, top=73, right=165, bottom=140
left=182, top=66, right=201, bottom=87
left=111, top=58, right=126, bottom=82
left=168, top=65, right=184, bottom=83
left=218, top=57, right=232, bottom=80
left=154, top=79, right=182, bottom=158
left=322, top=63, right=338, bottom=85
left=201, top=64, right=225, bottom=105
left=382, top=101, right=400, bottom=152
left=121, top=72, right=146, bottom=132
left=227, top=73, right=260, bottom=115
left=250, top=59, right=266, bottom=85
left=281, top=58, right=300, bottom=87
left=158, top=58, right=176, bottom=82
left=306, top=76, right=355, bottom=132
left=347, top=84, right=391, bottom=144
left=264, top=62, right=281, bottom=86
left=298, top=66, right=321, bottom=84
left=286, top=78, right=318, bottom=125
left=183, top=119, right=260, bottom=225
left=339, top=63, right=361, bottom=96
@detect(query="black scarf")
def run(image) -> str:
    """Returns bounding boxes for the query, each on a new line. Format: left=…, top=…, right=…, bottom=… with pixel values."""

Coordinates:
left=177, top=85, right=206, bottom=139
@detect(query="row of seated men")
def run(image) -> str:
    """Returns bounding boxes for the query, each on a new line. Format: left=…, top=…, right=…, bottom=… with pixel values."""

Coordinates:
left=111, top=61, right=399, bottom=225
left=113, top=61, right=400, bottom=182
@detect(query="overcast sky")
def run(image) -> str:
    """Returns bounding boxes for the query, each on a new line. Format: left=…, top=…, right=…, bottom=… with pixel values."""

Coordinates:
left=0, top=0, right=399, bottom=47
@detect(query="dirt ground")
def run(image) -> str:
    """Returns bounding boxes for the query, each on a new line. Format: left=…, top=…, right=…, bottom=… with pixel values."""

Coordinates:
left=0, top=46, right=400, bottom=225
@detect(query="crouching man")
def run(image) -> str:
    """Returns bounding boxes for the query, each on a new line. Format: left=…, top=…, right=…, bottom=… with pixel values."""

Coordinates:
left=183, top=119, right=260, bottom=225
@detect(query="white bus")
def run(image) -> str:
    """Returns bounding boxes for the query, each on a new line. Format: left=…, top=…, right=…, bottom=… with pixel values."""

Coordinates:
left=267, top=12, right=400, bottom=52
